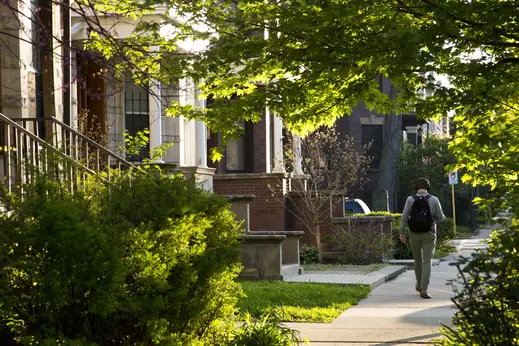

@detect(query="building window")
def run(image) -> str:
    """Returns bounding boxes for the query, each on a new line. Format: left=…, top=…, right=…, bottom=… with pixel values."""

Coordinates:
left=226, top=121, right=252, bottom=172
left=125, top=80, right=149, bottom=161
left=361, top=125, right=383, bottom=169
left=206, top=94, right=254, bottom=173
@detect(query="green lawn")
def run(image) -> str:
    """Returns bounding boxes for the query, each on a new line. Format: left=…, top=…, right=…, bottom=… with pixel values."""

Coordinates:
left=238, top=281, right=371, bottom=323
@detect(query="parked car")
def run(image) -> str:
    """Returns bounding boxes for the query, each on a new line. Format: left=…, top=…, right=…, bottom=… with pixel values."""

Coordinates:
left=344, top=198, right=371, bottom=215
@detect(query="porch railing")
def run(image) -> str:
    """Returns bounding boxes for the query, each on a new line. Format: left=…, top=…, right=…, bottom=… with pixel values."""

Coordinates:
left=0, top=113, right=139, bottom=198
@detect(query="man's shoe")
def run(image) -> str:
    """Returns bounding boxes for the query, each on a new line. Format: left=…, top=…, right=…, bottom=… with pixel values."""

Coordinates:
left=420, top=292, right=432, bottom=299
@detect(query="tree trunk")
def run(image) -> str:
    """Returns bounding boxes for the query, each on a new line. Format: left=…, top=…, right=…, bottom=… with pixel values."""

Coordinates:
left=373, top=113, right=403, bottom=212
left=40, top=0, right=61, bottom=140
left=314, top=223, right=323, bottom=263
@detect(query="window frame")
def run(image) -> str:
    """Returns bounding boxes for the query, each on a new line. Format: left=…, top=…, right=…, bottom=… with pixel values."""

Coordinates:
left=225, top=121, right=253, bottom=173
left=361, top=124, right=383, bottom=170
left=124, top=79, right=150, bottom=162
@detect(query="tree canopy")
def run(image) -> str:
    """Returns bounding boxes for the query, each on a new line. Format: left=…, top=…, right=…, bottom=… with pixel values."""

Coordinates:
left=79, top=0, right=519, bottom=194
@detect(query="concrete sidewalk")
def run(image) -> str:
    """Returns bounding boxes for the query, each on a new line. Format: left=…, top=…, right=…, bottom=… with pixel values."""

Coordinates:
left=286, top=227, right=494, bottom=345
left=285, top=265, right=407, bottom=288
left=286, top=262, right=458, bottom=345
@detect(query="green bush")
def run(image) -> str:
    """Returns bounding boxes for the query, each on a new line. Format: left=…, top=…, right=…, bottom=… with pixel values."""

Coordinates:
left=300, top=245, right=319, bottom=264
left=454, top=226, right=472, bottom=239
left=437, top=217, right=455, bottom=244
left=228, top=313, right=305, bottom=346
left=434, top=225, right=519, bottom=345
left=392, top=230, right=413, bottom=259
left=382, top=213, right=455, bottom=259
left=367, top=213, right=413, bottom=260
left=366, top=212, right=401, bottom=229
left=0, top=169, right=242, bottom=345
left=331, top=219, right=394, bottom=264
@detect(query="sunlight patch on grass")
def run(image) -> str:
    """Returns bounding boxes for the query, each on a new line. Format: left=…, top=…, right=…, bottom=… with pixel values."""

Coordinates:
left=238, top=281, right=371, bottom=323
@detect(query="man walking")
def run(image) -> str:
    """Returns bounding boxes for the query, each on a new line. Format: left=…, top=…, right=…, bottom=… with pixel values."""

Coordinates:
left=399, top=177, right=445, bottom=299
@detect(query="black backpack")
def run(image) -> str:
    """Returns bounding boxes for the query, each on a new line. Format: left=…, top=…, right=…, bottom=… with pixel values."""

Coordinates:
left=408, top=195, right=433, bottom=233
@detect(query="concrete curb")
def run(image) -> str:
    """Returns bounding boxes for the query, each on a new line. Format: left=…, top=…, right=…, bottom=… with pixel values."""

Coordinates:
left=284, top=265, right=408, bottom=287
left=369, top=265, right=407, bottom=288
left=387, top=259, right=440, bottom=269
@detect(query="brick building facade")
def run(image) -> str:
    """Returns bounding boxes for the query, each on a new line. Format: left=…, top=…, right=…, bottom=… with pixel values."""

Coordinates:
left=335, top=76, right=449, bottom=211
left=209, top=76, right=450, bottom=237
left=208, top=109, right=293, bottom=233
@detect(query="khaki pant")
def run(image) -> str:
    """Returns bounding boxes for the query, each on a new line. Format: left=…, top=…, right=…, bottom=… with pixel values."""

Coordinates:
left=409, top=231, right=436, bottom=292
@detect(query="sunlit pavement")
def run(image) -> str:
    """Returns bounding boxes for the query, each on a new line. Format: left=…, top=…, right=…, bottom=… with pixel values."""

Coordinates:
left=285, top=226, right=495, bottom=345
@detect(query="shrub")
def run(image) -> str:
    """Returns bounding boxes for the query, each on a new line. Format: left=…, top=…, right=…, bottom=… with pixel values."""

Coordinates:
left=437, top=217, right=455, bottom=244
left=434, top=226, right=519, bottom=345
left=228, top=313, right=305, bottom=346
left=300, top=245, right=319, bottom=264
left=365, top=213, right=412, bottom=260
left=381, top=213, right=455, bottom=259
left=331, top=219, right=394, bottom=264
left=367, top=212, right=401, bottom=230
left=0, top=169, right=242, bottom=345
left=454, top=226, right=472, bottom=239
left=392, top=229, right=414, bottom=259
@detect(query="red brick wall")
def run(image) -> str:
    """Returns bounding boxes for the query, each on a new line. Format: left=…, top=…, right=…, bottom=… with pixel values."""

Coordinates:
left=213, top=173, right=287, bottom=232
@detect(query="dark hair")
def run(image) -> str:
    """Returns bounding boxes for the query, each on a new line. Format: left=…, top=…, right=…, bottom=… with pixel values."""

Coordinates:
left=415, top=177, right=431, bottom=191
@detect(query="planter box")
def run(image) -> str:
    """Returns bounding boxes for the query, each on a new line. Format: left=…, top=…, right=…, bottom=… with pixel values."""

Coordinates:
left=238, top=231, right=305, bottom=280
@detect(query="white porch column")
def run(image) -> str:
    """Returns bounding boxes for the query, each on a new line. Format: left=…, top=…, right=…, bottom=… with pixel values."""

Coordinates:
left=70, top=51, right=78, bottom=130
left=195, top=90, right=207, bottom=167
left=265, top=107, right=272, bottom=173
left=292, top=133, right=303, bottom=174
left=173, top=77, right=195, bottom=166
left=272, top=113, right=284, bottom=173
left=195, top=121, right=207, bottom=167
left=52, top=1, right=64, bottom=121
left=181, top=78, right=196, bottom=166
left=149, top=79, right=163, bottom=162
left=443, top=117, right=450, bottom=136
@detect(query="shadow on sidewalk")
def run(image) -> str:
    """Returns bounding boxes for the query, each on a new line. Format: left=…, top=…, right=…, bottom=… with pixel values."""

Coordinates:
left=397, top=303, right=453, bottom=326
left=369, top=332, right=443, bottom=345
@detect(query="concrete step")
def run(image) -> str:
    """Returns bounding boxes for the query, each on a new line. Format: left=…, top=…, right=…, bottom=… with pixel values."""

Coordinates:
left=450, top=239, right=488, bottom=246
left=281, top=264, right=303, bottom=278
left=457, top=244, right=489, bottom=250
left=458, top=246, right=489, bottom=251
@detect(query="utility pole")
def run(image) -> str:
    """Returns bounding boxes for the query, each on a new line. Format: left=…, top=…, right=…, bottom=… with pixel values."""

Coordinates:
left=449, top=171, right=458, bottom=236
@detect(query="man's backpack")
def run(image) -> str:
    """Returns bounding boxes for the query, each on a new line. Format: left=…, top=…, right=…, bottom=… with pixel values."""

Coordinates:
left=408, top=195, right=433, bottom=233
